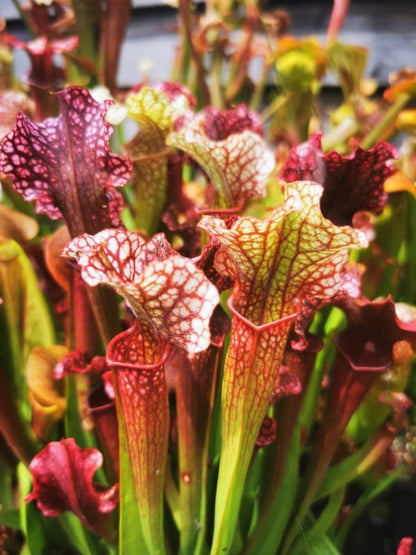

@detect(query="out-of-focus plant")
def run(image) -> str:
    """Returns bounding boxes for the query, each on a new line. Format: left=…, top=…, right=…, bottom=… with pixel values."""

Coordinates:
left=0, top=1, right=415, bottom=554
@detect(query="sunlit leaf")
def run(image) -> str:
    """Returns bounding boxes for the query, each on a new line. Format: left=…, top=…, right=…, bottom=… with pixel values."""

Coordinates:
left=0, top=239, right=55, bottom=390
left=327, top=42, right=369, bottom=99
left=276, top=37, right=326, bottom=92
left=125, top=84, right=194, bottom=236
left=0, top=204, right=38, bottom=243
left=126, top=85, right=193, bottom=135
left=26, top=346, right=67, bottom=442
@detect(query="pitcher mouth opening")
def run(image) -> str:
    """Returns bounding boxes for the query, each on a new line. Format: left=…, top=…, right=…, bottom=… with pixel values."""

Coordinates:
left=106, top=323, right=172, bottom=371
left=226, top=295, right=299, bottom=333
left=335, top=336, right=390, bottom=374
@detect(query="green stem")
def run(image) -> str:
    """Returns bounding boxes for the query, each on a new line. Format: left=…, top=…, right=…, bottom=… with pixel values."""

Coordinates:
left=194, top=346, right=224, bottom=555
left=291, top=487, right=345, bottom=555
left=315, top=426, right=394, bottom=501
left=247, top=347, right=314, bottom=552
left=116, top=367, right=168, bottom=554
left=335, top=466, right=404, bottom=549
left=209, top=45, right=225, bottom=109
left=64, top=376, right=107, bottom=490
left=114, top=385, right=148, bottom=555
left=299, top=337, right=334, bottom=436
left=178, top=0, right=210, bottom=106
left=71, top=0, right=102, bottom=63
left=246, top=423, right=301, bottom=554
left=86, top=285, right=121, bottom=346
left=299, top=306, right=345, bottom=437
left=361, top=93, right=411, bottom=149
left=0, top=364, right=40, bottom=465
left=281, top=356, right=377, bottom=555
left=173, top=346, right=222, bottom=554
left=165, top=455, right=181, bottom=531
left=174, top=0, right=193, bottom=87
left=260, top=93, right=291, bottom=123
left=250, top=60, right=271, bottom=112
left=321, top=117, right=361, bottom=151
left=398, top=195, right=416, bottom=303
left=224, top=13, right=255, bottom=103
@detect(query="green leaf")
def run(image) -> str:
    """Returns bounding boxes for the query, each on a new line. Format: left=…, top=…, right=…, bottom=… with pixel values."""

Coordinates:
left=0, top=240, right=52, bottom=462
left=0, top=509, right=20, bottom=529
left=276, top=38, right=324, bottom=93
left=291, top=488, right=345, bottom=555
left=335, top=467, right=404, bottom=550
left=327, top=42, right=369, bottom=99
left=315, top=441, right=371, bottom=500
left=309, top=534, right=341, bottom=555
left=247, top=424, right=301, bottom=554
left=0, top=464, right=14, bottom=509
left=0, top=239, right=55, bottom=392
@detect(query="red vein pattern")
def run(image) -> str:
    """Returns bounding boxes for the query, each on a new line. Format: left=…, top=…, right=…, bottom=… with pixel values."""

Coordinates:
left=0, top=87, right=132, bottom=236
left=167, top=126, right=274, bottom=208
left=26, top=438, right=118, bottom=539
left=279, top=134, right=397, bottom=226
left=211, top=305, right=296, bottom=552
left=203, top=181, right=368, bottom=553
left=200, top=181, right=368, bottom=324
left=107, top=321, right=169, bottom=551
left=64, top=229, right=219, bottom=353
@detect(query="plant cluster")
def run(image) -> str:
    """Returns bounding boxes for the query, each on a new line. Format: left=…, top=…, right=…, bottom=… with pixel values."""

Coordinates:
left=1, top=1, right=416, bottom=553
